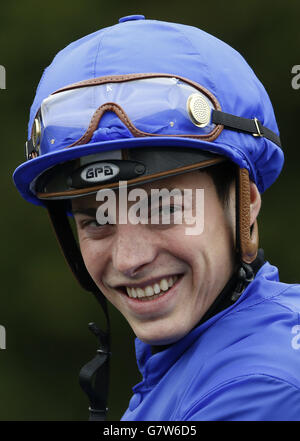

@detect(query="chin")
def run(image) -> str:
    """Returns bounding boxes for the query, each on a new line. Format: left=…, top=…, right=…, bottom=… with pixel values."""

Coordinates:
left=135, top=326, right=188, bottom=346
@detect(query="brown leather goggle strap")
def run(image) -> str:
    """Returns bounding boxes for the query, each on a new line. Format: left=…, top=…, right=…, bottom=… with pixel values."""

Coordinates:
left=237, top=168, right=259, bottom=264
left=68, top=102, right=222, bottom=146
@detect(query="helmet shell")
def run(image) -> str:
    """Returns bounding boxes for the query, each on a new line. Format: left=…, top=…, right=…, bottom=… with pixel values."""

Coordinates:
left=13, top=17, right=284, bottom=205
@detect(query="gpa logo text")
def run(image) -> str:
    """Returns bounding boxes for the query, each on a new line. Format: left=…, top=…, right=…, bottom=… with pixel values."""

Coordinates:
left=0, top=65, right=6, bottom=90
left=80, top=162, right=119, bottom=183
left=86, top=165, right=115, bottom=179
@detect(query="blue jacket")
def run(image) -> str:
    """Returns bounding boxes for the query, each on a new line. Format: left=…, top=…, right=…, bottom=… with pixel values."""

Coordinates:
left=121, top=262, right=300, bottom=421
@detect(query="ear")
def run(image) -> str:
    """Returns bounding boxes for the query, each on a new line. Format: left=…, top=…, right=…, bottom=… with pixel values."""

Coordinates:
left=249, top=181, right=261, bottom=227
left=238, top=169, right=260, bottom=264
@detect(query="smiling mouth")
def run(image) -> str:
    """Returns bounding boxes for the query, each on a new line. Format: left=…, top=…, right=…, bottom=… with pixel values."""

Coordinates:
left=120, top=275, right=180, bottom=302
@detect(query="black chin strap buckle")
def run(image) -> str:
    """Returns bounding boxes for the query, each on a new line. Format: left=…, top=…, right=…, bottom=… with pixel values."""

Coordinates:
left=231, top=262, right=254, bottom=302
left=88, top=322, right=110, bottom=352
left=79, top=322, right=111, bottom=421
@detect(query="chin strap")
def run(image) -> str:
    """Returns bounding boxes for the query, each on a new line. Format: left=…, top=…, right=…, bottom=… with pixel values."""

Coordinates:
left=231, top=167, right=260, bottom=301
left=45, top=200, right=110, bottom=421
left=79, top=322, right=110, bottom=421
left=230, top=262, right=254, bottom=302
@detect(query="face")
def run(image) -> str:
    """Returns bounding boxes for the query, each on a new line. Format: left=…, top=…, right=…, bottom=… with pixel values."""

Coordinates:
left=72, top=170, right=236, bottom=345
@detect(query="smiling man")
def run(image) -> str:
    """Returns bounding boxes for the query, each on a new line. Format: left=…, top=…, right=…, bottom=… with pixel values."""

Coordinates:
left=14, top=16, right=300, bottom=421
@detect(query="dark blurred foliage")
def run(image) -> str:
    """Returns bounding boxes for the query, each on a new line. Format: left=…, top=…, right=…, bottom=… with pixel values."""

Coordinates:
left=0, top=0, right=299, bottom=421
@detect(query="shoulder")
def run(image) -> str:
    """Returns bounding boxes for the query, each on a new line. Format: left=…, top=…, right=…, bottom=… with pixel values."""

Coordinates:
left=182, top=373, right=300, bottom=420
left=236, top=261, right=300, bottom=313
left=175, top=263, right=300, bottom=420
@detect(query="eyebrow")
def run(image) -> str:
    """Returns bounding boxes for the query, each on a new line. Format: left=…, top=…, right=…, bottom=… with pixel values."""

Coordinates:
left=72, top=207, right=97, bottom=217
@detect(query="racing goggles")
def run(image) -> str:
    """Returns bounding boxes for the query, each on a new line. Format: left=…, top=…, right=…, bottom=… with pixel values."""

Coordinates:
left=26, top=73, right=281, bottom=160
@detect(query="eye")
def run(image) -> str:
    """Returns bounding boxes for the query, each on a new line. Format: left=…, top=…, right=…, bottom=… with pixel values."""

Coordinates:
left=83, top=216, right=116, bottom=228
left=160, top=204, right=180, bottom=214
left=74, top=214, right=115, bottom=240
left=148, top=203, right=182, bottom=226
left=159, top=204, right=181, bottom=216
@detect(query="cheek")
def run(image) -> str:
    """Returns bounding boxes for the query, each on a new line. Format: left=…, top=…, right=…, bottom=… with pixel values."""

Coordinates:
left=159, top=228, right=204, bottom=282
left=78, top=236, right=108, bottom=281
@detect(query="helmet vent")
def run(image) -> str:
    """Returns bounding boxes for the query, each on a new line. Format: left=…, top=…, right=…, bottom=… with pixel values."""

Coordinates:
left=187, top=93, right=211, bottom=128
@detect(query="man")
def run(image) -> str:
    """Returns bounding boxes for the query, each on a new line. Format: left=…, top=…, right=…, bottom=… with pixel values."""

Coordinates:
left=13, top=15, right=300, bottom=421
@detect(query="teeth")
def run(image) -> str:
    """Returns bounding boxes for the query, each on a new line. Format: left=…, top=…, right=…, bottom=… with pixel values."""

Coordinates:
left=168, top=277, right=174, bottom=288
left=145, top=286, right=154, bottom=296
left=160, top=279, right=169, bottom=291
left=136, top=288, right=144, bottom=298
left=153, top=283, right=160, bottom=294
left=125, top=275, right=178, bottom=299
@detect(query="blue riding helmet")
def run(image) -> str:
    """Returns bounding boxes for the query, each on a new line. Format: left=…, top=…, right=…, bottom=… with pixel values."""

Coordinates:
left=13, top=15, right=283, bottom=207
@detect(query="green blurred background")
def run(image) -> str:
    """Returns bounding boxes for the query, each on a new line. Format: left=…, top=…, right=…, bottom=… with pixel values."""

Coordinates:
left=0, top=0, right=299, bottom=421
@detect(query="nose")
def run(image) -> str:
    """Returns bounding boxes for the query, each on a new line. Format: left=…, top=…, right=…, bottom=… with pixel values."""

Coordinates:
left=111, top=224, right=157, bottom=277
